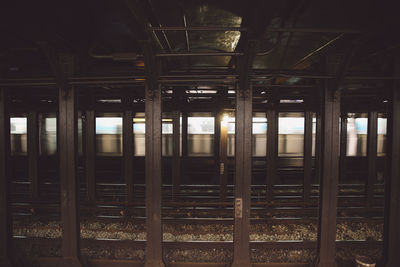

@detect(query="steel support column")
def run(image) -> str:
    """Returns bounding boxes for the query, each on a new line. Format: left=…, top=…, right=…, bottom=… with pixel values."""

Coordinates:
left=382, top=60, right=400, bottom=267
left=315, top=100, right=323, bottom=199
left=58, top=54, right=84, bottom=266
left=217, top=90, right=229, bottom=202
left=314, top=61, right=341, bottom=267
left=181, top=111, right=188, bottom=183
left=181, top=111, right=188, bottom=158
left=366, top=111, right=378, bottom=206
left=232, top=40, right=256, bottom=267
left=219, top=112, right=228, bottom=201
left=85, top=94, right=96, bottom=204
left=339, top=114, right=347, bottom=181
left=304, top=110, right=313, bottom=203
left=266, top=107, right=277, bottom=202
left=172, top=110, right=181, bottom=199
left=172, top=82, right=183, bottom=199
left=85, top=110, right=96, bottom=203
left=0, top=88, right=13, bottom=267
left=313, top=45, right=358, bottom=266
left=145, top=83, right=163, bottom=267
left=143, top=40, right=164, bottom=267
left=27, top=109, right=39, bottom=200
left=123, top=98, right=134, bottom=203
left=232, top=82, right=252, bottom=267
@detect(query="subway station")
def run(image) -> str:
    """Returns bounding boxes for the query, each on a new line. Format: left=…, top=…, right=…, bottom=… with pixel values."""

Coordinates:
left=0, top=1, right=399, bottom=266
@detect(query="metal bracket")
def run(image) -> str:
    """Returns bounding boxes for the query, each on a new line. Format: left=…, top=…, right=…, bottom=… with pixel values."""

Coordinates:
left=147, top=81, right=159, bottom=100
left=61, top=86, right=73, bottom=100
left=333, top=88, right=341, bottom=101
left=220, top=163, right=225, bottom=175
left=238, top=86, right=250, bottom=100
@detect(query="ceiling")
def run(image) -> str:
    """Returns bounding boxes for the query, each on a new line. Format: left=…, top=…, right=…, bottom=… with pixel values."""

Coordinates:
left=0, top=0, right=399, bottom=103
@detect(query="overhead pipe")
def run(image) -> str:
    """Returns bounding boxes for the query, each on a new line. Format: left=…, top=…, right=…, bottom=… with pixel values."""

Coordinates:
left=154, top=50, right=282, bottom=57
left=89, top=48, right=140, bottom=61
left=173, top=66, right=230, bottom=70
left=150, top=26, right=247, bottom=31
left=148, top=26, right=361, bottom=34
left=150, top=25, right=359, bottom=57
left=90, top=32, right=353, bottom=59
left=1, top=73, right=399, bottom=87
left=154, top=45, right=290, bottom=57
left=158, top=78, right=237, bottom=83
left=293, top=33, right=345, bottom=67
left=155, top=51, right=244, bottom=57
left=1, top=72, right=398, bottom=82
left=182, top=14, right=190, bottom=52
left=159, top=74, right=238, bottom=78
left=255, top=31, right=285, bottom=56
left=154, top=33, right=341, bottom=57
left=0, top=80, right=145, bottom=87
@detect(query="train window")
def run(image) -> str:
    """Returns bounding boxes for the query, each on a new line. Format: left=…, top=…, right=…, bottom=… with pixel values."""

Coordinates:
left=78, top=112, right=83, bottom=156
left=188, top=114, right=214, bottom=157
left=226, top=113, right=267, bottom=157
left=39, top=113, right=57, bottom=155
left=377, top=114, right=387, bottom=157
left=226, top=114, right=235, bottom=157
left=133, top=113, right=182, bottom=157
left=278, top=112, right=304, bottom=157
left=280, top=99, right=304, bottom=104
left=312, top=115, right=316, bottom=157
left=133, top=113, right=145, bottom=156
left=179, top=116, right=182, bottom=156
left=10, top=116, right=27, bottom=155
left=346, top=113, right=367, bottom=157
left=96, top=113, right=123, bottom=156
left=253, top=114, right=267, bottom=157
left=162, top=118, right=173, bottom=156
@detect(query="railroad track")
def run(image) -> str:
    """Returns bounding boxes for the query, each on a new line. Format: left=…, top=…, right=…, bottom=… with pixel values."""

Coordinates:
left=13, top=236, right=382, bottom=249
left=10, top=183, right=384, bottom=266
left=13, top=236, right=383, bottom=267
